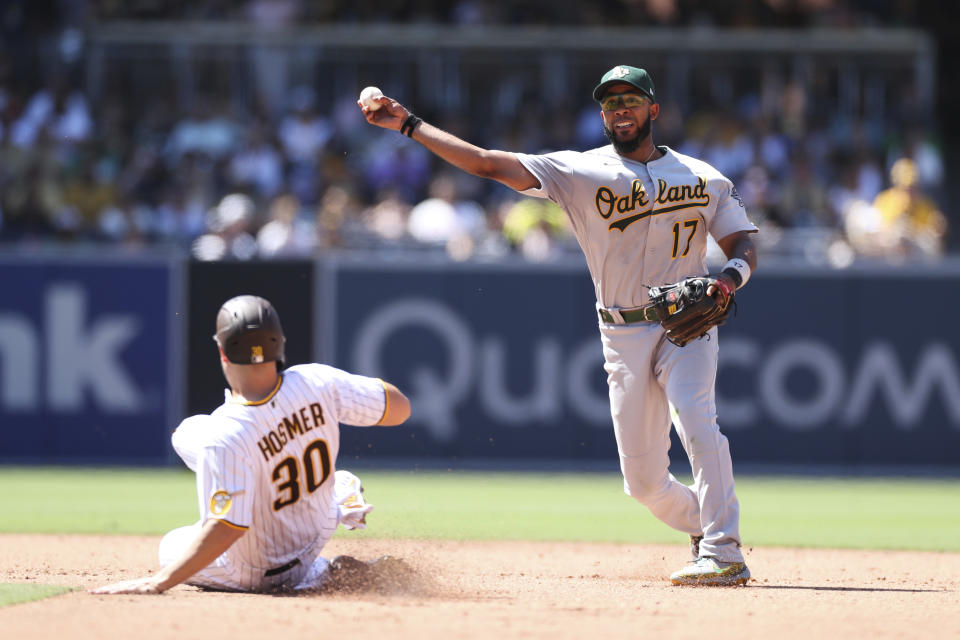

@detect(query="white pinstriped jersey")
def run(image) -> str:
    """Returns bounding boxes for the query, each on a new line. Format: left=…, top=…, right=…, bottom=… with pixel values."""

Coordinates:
left=170, top=363, right=387, bottom=590
left=516, top=145, right=757, bottom=309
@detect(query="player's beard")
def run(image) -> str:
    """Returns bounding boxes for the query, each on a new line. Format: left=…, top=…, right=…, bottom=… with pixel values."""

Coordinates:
left=603, top=116, right=652, bottom=155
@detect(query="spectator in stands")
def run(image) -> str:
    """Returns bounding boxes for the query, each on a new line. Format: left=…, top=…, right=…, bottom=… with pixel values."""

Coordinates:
left=62, top=158, right=116, bottom=238
left=852, top=146, right=884, bottom=205
left=154, top=186, right=207, bottom=246
left=737, top=164, right=775, bottom=228
left=247, top=0, right=303, bottom=116
left=407, top=174, right=485, bottom=247
left=703, top=111, right=753, bottom=182
left=277, top=87, right=332, bottom=205
left=774, top=151, right=830, bottom=228
left=192, top=193, right=259, bottom=260
left=9, top=76, right=92, bottom=149
left=872, top=158, right=947, bottom=259
left=229, top=124, right=284, bottom=200
left=500, top=198, right=572, bottom=262
left=166, top=98, right=239, bottom=162
left=0, top=157, right=59, bottom=240
left=362, top=132, right=432, bottom=205
left=278, top=86, right=331, bottom=165
left=361, top=188, right=412, bottom=244
left=97, top=193, right=153, bottom=245
left=314, top=183, right=363, bottom=249
left=256, top=192, right=315, bottom=257
left=890, top=126, right=944, bottom=197
left=750, top=116, right=791, bottom=180
left=0, top=0, right=950, bottom=269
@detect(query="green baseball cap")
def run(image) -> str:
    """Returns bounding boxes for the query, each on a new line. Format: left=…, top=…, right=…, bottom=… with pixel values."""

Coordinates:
left=593, top=65, right=656, bottom=103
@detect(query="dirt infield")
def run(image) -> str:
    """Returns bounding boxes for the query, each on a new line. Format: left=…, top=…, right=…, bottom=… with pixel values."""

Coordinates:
left=1, top=534, right=958, bottom=639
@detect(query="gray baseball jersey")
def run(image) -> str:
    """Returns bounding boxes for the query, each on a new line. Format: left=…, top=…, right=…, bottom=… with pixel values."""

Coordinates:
left=516, top=145, right=757, bottom=308
left=166, top=363, right=388, bottom=591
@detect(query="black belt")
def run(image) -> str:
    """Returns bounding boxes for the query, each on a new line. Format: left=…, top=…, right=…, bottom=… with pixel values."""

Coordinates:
left=264, top=558, right=301, bottom=577
left=598, top=305, right=660, bottom=324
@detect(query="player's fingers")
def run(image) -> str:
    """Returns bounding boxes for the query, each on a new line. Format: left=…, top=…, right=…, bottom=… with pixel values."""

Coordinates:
left=359, top=106, right=379, bottom=124
left=91, top=578, right=161, bottom=595
left=706, top=285, right=729, bottom=306
left=359, top=103, right=385, bottom=121
left=90, top=582, right=132, bottom=594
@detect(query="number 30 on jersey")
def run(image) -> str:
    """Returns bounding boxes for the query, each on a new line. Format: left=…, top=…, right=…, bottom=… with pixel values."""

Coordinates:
left=271, top=439, right=332, bottom=510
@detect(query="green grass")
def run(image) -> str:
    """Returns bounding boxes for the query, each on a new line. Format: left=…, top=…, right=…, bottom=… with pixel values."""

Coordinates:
left=1, top=467, right=958, bottom=551
left=0, top=467, right=197, bottom=534
left=0, top=584, right=74, bottom=607
left=356, top=472, right=960, bottom=551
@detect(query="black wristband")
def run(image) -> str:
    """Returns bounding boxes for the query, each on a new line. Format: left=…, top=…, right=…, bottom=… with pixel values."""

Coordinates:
left=400, top=114, right=422, bottom=137
left=721, top=267, right=743, bottom=288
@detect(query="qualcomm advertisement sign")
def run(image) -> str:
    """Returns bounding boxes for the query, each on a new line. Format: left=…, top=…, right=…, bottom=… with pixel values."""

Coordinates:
left=333, top=265, right=960, bottom=465
left=0, top=259, right=175, bottom=463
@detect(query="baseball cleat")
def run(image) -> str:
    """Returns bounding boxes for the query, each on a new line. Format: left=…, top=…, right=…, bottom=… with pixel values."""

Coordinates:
left=669, top=557, right=750, bottom=586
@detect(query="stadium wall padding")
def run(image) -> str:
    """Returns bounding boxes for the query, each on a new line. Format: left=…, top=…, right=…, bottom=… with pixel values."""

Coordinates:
left=2, top=254, right=958, bottom=465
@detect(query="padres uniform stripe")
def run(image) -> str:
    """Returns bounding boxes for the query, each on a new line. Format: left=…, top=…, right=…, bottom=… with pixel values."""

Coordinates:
left=235, top=375, right=284, bottom=406
left=375, top=378, right=390, bottom=425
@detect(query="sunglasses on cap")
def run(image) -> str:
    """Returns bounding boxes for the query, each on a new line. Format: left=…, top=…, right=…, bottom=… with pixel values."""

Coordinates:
left=599, top=93, right=650, bottom=112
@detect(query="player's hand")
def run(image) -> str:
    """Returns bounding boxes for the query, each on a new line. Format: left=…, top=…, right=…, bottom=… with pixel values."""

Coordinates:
left=90, top=576, right=165, bottom=595
left=357, top=95, right=410, bottom=131
left=706, top=273, right=736, bottom=304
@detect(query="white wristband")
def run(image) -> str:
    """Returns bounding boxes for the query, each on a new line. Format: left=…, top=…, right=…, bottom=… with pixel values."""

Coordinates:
left=723, top=258, right=751, bottom=288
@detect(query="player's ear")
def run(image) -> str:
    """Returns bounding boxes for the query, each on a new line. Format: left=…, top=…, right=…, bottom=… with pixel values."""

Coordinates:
left=649, top=103, right=660, bottom=121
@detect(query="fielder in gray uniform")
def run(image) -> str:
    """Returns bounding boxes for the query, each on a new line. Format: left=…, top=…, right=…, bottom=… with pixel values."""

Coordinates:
left=93, top=295, right=411, bottom=594
left=360, top=65, right=757, bottom=586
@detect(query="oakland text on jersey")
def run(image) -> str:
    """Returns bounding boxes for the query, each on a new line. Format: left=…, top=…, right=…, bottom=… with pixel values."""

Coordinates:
left=653, top=177, right=709, bottom=212
left=257, top=402, right=326, bottom=461
left=599, top=176, right=710, bottom=232
left=595, top=179, right=649, bottom=219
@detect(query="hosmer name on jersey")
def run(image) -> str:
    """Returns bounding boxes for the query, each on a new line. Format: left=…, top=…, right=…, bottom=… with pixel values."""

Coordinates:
left=600, top=177, right=710, bottom=232
left=257, top=402, right=326, bottom=461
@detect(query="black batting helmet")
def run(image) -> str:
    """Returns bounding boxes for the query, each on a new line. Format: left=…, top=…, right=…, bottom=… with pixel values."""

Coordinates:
left=214, top=295, right=286, bottom=367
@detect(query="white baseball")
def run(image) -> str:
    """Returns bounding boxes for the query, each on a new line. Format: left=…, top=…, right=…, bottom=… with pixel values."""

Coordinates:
left=359, top=86, right=383, bottom=111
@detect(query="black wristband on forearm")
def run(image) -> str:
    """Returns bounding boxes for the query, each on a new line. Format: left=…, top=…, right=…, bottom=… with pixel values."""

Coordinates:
left=400, top=114, right=422, bottom=137
left=721, top=267, right=743, bottom=288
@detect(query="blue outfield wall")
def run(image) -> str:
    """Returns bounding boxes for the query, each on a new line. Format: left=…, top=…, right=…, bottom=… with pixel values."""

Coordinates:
left=2, top=253, right=959, bottom=466
left=329, top=259, right=960, bottom=466
left=0, top=254, right=181, bottom=464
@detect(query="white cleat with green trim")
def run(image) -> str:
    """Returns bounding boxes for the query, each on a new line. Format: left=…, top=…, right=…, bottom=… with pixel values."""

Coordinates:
left=670, top=557, right=751, bottom=586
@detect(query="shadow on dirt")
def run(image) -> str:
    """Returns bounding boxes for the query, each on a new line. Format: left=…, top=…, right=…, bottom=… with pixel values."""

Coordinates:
left=750, top=584, right=945, bottom=593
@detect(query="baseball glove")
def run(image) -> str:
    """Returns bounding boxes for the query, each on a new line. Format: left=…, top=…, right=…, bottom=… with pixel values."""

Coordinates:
left=648, top=275, right=736, bottom=347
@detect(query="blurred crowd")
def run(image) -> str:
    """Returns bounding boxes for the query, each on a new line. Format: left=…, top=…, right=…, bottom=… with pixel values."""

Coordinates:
left=86, top=0, right=935, bottom=29
left=0, top=0, right=949, bottom=264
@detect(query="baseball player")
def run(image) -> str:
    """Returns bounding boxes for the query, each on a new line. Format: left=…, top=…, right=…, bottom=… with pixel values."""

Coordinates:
left=93, top=295, right=411, bottom=594
left=359, top=65, right=757, bottom=586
